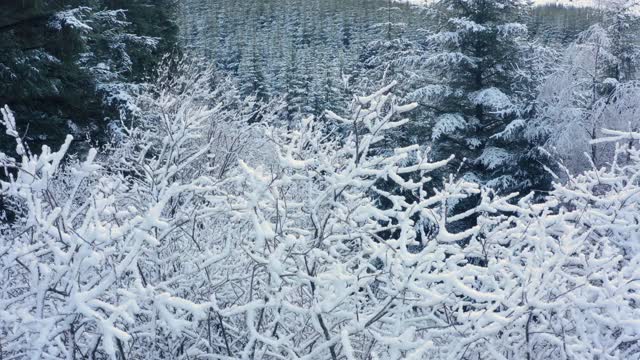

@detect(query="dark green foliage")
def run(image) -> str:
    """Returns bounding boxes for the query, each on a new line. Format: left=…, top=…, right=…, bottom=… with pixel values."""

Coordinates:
left=416, top=0, right=536, bottom=193
left=1, top=1, right=97, bottom=153
left=102, top=0, right=180, bottom=81
left=0, top=0, right=178, bottom=156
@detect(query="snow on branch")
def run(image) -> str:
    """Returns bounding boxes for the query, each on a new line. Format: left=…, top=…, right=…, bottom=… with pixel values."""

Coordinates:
left=2, top=75, right=640, bottom=359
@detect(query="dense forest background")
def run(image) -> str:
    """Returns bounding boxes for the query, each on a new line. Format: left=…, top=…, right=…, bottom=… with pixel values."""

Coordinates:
left=1, top=0, right=638, bottom=213
left=0, top=1, right=613, bottom=158
left=178, top=0, right=639, bottom=193
left=180, top=1, right=605, bottom=121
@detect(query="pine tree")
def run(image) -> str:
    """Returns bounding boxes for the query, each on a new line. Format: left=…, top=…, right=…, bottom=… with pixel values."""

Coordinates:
left=0, top=0, right=178, bottom=156
left=419, top=0, right=536, bottom=193
left=602, top=0, right=640, bottom=81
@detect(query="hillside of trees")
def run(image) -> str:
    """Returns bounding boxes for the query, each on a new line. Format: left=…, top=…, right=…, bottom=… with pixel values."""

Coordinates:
left=1, top=1, right=640, bottom=359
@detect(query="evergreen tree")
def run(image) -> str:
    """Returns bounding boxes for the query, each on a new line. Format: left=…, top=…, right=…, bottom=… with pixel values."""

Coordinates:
left=419, top=0, right=538, bottom=193
left=0, top=0, right=178, bottom=155
left=602, top=0, right=640, bottom=81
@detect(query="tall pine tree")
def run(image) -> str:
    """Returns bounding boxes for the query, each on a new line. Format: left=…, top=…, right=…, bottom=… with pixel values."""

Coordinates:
left=420, top=0, right=538, bottom=193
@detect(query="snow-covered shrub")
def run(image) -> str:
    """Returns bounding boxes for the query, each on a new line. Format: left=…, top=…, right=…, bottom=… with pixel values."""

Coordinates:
left=212, top=82, right=523, bottom=359
left=0, top=61, right=271, bottom=359
left=2, top=68, right=640, bottom=359
left=460, top=131, right=640, bottom=359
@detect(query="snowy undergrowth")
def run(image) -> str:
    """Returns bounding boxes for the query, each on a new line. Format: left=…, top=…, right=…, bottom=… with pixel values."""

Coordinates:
left=1, top=66, right=639, bottom=359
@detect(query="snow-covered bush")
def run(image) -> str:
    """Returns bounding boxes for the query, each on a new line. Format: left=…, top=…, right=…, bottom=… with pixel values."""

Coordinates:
left=462, top=135, right=640, bottom=359
left=2, top=67, right=640, bottom=359
left=0, top=62, right=270, bottom=359
left=211, top=82, right=526, bottom=359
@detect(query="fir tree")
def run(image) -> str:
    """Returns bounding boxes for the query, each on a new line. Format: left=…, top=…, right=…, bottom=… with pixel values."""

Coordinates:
left=420, top=0, right=537, bottom=193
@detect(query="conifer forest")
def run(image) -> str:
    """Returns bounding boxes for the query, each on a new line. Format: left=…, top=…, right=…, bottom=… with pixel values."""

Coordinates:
left=2, top=0, right=640, bottom=359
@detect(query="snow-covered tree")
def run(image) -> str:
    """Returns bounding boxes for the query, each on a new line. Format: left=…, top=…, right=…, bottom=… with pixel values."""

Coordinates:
left=416, top=0, right=540, bottom=193
left=208, top=81, right=519, bottom=359
left=464, top=129, right=640, bottom=359
left=0, top=61, right=268, bottom=359
left=531, top=21, right=640, bottom=174
left=600, top=0, right=640, bottom=81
